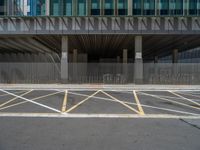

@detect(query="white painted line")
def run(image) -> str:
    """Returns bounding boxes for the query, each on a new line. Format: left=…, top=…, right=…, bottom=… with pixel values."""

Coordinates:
left=169, top=91, right=200, bottom=107
left=0, top=90, right=33, bottom=108
left=0, top=91, right=63, bottom=111
left=0, top=113, right=200, bottom=119
left=0, top=90, right=61, bottom=113
left=69, top=91, right=199, bottom=116
left=138, top=91, right=200, bottom=111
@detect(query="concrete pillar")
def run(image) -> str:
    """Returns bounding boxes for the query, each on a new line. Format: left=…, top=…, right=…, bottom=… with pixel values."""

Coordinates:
left=172, top=49, right=178, bottom=63
left=134, top=36, right=143, bottom=84
left=61, top=36, right=69, bottom=83
left=45, top=0, right=50, bottom=16
left=128, top=0, right=133, bottom=16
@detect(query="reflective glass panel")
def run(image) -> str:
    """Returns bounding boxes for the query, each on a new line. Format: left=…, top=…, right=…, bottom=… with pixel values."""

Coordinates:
left=160, top=0, right=169, bottom=15
left=91, top=0, right=100, bottom=15
left=104, top=0, right=114, bottom=15
left=133, top=0, right=142, bottom=15
left=143, top=0, right=155, bottom=15
left=77, top=0, right=87, bottom=16
left=169, top=0, right=183, bottom=15
left=64, top=0, right=72, bottom=16
left=50, top=0, right=61, bottom=16
left=118, top=0, right=127, bottom=15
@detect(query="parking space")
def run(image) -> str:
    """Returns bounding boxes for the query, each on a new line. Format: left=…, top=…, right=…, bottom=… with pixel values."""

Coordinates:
left=0, top=89, right=200, bottom=118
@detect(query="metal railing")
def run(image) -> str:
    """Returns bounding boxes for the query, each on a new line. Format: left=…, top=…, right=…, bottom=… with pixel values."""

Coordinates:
left=0, top=62, right=200, bottom=84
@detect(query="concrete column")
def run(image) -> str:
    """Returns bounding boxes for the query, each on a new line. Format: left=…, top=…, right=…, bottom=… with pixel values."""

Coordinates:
left=172, top=49, right=178, bottom=63
left=128, top=0, right=133, bottom=16
left=45, top=0, right=50, bottom=16
left=61, top=36, right=69, bottom=83
left=134, top=36, right=143, bottom=84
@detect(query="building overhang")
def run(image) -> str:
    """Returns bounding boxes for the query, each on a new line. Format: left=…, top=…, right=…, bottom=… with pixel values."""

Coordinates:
left=0, top=16, right=200, bottom=35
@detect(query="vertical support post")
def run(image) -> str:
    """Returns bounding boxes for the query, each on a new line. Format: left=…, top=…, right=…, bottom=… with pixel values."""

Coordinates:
left=61, top=36, right=69, bottom=83
left=134, top=36, right=143, bottom=84
left=128, top=0, right=133, bottom=16
left=46, top=0, right=50, bottom=16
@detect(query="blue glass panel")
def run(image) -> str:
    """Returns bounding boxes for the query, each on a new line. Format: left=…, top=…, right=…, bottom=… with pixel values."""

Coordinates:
left=64, top=0, right=72, bottom=16
left=118, top=0, right=127, bottom=15
left=104, top=0, right=114, bottom=15
left=91, top=0, right=100, bottom=15
left=133, top=0, right=142, bottom=15
left=160, top=0, right=169, bottom=15
left=77, top=0, right=86, bottom=16
left=143, top=0, right=155, bottom=15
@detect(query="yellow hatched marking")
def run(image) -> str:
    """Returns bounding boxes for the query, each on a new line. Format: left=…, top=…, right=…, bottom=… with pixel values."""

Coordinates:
left=65, top=90, right=100, bottom=113
left=0, top=91, right=62, bottom=111
left=133, top=90, right=145, bottom=115
left=61, top=90, right=68, bottom=112
left=169, top=91, right=200, bottom=107
left=0, top=90, right=33, bottom=108
left=100, top=90, right=140, bottom=114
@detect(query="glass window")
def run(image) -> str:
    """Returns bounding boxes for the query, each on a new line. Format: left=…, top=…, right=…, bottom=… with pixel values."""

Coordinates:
left=36, top=0, right=45, bottom=15
left=160, top=0, right=169, bottom=15
left=50, top=0, right=61, bottom=16
left=118, top=0, right=127, bottom=15
left=0, top=0, right=6, bottom=15
left=91, top=0, right=100, bottom=15
left=143, top=0, right=155, bottom=15
left=63, top=0, right=72, bottom=16
left=14, top=0, right=24, bottom=16
left=133, top=0, right=142, bottom=15
left=77, top=0, right=87, bottom=16
left=169, top=0, right=183, bottom=15
left=104, top=0, right=114, bottom=15
left=189, top=0, right=197, bottom=15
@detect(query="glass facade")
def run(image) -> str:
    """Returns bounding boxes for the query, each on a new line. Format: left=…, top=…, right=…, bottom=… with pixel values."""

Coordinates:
left=118, top=0, right=128, bottom=15
left=77, top=0, right=87, bottom=16
left=104, top=0, right=114, bottom=15
left=0, top=0, right=6, bottom=16
left=133, top=0, right=142, bottom=15
left=91, top=0, right=100, bottom=15
left=0, top=0, right=200, bottom=16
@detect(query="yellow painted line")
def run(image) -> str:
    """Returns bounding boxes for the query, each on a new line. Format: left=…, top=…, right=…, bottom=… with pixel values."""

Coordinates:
left=0, top=91, right=62, bottom=111
left=0, top=90, right=33, bottom=108
left=133, top=90, right=145, bottom=115
left=169, top=91, right=200, bottom=107
left=138, top=91, right=200, bottom=111
left=100, top=90, right=140, bottom=114
left=65, top=90, right=100, bottom=113
left=61, top=90, right=68, bottom=112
